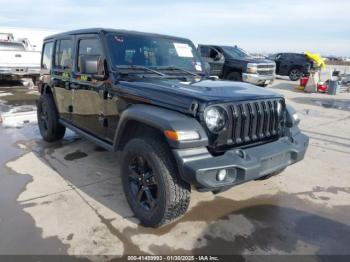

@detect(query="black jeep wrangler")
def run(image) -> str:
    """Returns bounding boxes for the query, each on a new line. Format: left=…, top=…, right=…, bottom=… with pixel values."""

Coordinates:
left=37, top=28, right=309, bottom=227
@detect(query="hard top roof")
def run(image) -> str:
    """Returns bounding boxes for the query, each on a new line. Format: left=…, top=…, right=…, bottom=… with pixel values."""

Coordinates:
left=44, top=28, right=190, bottom=42
left=199, top=44, right=237, bottom=47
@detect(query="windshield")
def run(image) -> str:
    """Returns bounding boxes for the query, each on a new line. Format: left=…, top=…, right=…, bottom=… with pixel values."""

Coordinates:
left=0, top=42, right=25, bottom=51
left=221, top=46, right=250, bottom=59
left=106, top=33, right=204, bottom=73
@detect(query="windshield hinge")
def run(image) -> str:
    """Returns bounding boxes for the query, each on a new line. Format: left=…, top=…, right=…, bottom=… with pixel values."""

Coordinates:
left=189, top=101, right=198, bottom=116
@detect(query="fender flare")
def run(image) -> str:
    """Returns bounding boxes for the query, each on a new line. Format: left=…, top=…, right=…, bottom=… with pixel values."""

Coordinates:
left=113, top=104, right=208, bottom=150
left=40, top=84, right=53, bottom=94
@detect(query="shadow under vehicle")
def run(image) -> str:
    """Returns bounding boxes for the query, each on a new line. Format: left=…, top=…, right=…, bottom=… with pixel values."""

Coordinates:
left=37, top=28, right=309, bottom=227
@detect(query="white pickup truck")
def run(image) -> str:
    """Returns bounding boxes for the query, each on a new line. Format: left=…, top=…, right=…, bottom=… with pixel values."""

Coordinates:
left=0, top=41, right=41, bottom=84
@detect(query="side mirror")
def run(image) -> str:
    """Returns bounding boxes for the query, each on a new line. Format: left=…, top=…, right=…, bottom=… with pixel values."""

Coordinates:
left=79, top=55, right=106, bottom=80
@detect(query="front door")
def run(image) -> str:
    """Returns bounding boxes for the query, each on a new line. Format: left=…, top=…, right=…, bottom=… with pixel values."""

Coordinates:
left=70, top=35, right=107, bottom=138
left=199, top=46, right=224, bottom=76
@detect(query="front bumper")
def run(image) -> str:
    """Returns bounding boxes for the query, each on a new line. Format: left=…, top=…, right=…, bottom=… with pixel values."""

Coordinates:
left=242, top=73, right=275, bottom=85
left=173, top=132, right=309, bottom=191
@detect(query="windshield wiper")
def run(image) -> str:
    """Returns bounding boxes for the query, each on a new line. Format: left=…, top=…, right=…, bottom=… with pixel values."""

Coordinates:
left=117, top=65, right=166, bottom=77
left=152, top=66, right=202, bottom=77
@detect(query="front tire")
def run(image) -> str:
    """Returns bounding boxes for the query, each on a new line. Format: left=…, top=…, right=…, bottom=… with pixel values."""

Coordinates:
left=37, top=94, right=66, bottom=142
left=121, top=136, right=191, bottom=227
left=226, top=72, right=242, bottom=82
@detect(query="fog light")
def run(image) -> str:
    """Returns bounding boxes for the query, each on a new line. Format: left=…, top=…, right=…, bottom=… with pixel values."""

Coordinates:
left=216, top=169, right=227, bottom=181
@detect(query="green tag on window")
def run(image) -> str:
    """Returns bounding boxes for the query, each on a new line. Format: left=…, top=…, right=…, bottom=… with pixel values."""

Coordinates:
left=62, top=72, right=70, bottom=80
left=80, top=75, right=89, bottom=81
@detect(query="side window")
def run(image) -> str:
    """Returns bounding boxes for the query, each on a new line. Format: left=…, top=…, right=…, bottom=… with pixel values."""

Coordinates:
left=280, top=54, right=289, bottom=60
left=77, top=38, right=102, bottom=72
left=297, top=54, right=307, bottom=62
left=54, top=39, right=73, bottom=70
left=287, top=54, right=294, bottom=61
left=289, top=54, right=296, bottom=60
left=199, top=46, right=210, bottom=58
left=41, top=42, right=53, bottom=70
left=209, top=48, right=220, bottom=59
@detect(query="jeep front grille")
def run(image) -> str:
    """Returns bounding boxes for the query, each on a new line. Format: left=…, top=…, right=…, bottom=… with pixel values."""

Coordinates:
left=229, top=99, right=284, bottom=146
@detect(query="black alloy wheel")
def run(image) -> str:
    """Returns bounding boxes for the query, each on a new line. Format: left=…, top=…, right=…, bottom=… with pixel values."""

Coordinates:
left=128, top=155, right=158, bottom=211
left=38, top=101, right=49, bottom=131
left=121, top=136, right=191, bottom=227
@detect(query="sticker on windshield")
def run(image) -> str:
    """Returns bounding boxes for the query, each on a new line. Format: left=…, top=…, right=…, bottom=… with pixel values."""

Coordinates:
left=173, top=43, right=193, bottom=57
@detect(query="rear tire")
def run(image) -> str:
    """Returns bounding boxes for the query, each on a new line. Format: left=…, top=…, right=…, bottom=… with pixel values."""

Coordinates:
left=289, top=68, right=302, bottom=81
left=37, top=94, right=66, bottom=142
left=121, top=135, right=191, bottom=227
left=226, top=72, right=242, bottom=82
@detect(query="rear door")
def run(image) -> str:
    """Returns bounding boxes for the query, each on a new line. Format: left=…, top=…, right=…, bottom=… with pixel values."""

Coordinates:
left=198, top=45, right=224, bottom=76
left=51, top=38, right=74, bottom=121
left=70, top=34, right=107, bottom=138
left=278, top=53, right=292, bottom=75
left=40, top=41, right=54, bottom=90
left=297, top=54, right=312, bottom=72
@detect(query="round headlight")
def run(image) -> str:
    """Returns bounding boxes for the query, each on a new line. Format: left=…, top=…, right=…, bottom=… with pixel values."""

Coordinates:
left=204, top=106, right=228, bottom=133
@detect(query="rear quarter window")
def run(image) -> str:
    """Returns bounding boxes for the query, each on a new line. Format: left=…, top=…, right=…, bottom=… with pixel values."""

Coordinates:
left=41, top=42, right=54, bottom=70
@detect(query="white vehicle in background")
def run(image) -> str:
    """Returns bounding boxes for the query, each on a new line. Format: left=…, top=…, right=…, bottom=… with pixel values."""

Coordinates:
left=0, top=39, right=41, bottom=86
left=17, top=38, right=37, bottom=51
left=0, top=33, right=14, bottom=41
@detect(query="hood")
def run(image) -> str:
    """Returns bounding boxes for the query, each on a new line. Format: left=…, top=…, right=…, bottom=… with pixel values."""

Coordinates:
left=117, top=78, right=282, bottom=113
left=226, top=57, right=274, bottom=64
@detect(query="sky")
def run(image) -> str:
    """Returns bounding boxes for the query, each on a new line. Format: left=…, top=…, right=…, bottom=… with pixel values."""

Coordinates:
left=0, top=0, right=349, bottom=56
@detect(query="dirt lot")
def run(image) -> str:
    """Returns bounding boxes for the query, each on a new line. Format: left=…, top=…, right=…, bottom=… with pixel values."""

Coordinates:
left=0, top=75, right=349, bottom=260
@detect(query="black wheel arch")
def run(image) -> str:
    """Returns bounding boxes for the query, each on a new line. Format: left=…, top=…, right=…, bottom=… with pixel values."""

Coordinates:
left=38, top=84, right=60, bottom=116
left=222, top=65, right=243, bottom=79
left=39, top=83, right=53, bottom=95
left=289, top=66, right=303, bottom=74
left=113, top=104, right=208, bottom=151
